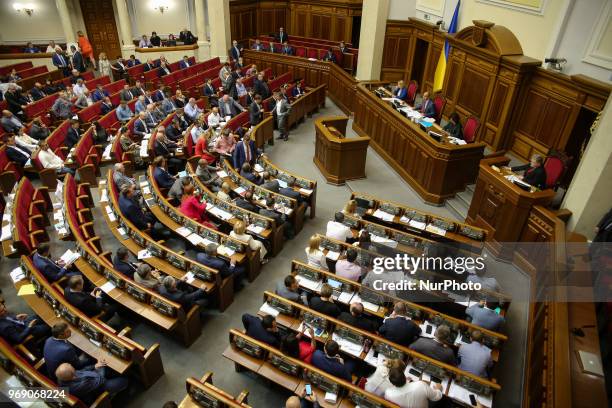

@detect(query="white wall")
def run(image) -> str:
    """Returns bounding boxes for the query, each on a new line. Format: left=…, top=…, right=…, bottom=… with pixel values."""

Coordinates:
left=127, top=0, right=194, bottom=39
left=552, top=0, right=612, bottom=83
left=0, top=0, right=65, bottom=43
left=388, top=0, right=416, bottom=20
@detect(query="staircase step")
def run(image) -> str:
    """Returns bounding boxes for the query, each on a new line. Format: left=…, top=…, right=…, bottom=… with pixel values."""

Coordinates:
left=465, top=183, right=476, bottom=194
left=446, top=196, right=469, bottom=222
left=456, top=189, right=474, bottom=208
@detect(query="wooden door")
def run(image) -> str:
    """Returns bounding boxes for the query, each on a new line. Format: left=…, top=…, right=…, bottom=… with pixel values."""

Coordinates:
left=79, top=0, right=121, bottom=59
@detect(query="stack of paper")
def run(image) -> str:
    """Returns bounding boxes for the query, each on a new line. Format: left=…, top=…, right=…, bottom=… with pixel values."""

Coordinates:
left=299, top=188, right=313, bottom=195
left=137, top=249, right=152, bottom=259
left=259, top=302, right=280, bottom=317
left=247, top=224, right=265, bottom=234
left=295, top=275, right=323, bottom=292
left=373, top=209, right=395, bottom=222
left=208, top=206, right=232, bottom=221
left=448, top=381, right=491, bottom=407
left=99, top=189, right=108, bottom=203
left=277, top=179, right=288, bottom=188
left=9, top=267, right=25, bottom=283
left=234, top=186, right=246, bottom=195
left=216, top=170, right=228, bottom=178
left=362, top=301, right=380, bottom=313
left=187, top=234, right=205, bottom=246
left=184, top=272, right=195, bottom=284
left=60, top=249, right=81, bottom=266
left=176, top=227, right=191, bottom=237
left=399, top=215, right=411, bottom=224
left=217, top=245, right=235, bottom=257
left=117, top=227, right=128, bottom=239
left=336, top=291, right=354, bottom=304
left=142, top=186, right=151, bottom=195
left=425, top=224, right=447, bottom=237
left=324, top=392, right=337, bottom=403
left=364, top=347, right=378, bottom=366
left=371, top=235, right=398, bottom=248
left=102, top=144, right=112, bottom=160
left=100, top=281, right=116, bottom=293
left=254, top=164, right=264, bottom=172
left=409, top=220, right=426, bottom=230
left=139, top=143, right=149, bottom=158
left=332, top=333, right=364, bottom=357
left=325, top=250, right=340, bottom=261
left=1, top=224, right=12, bottom=241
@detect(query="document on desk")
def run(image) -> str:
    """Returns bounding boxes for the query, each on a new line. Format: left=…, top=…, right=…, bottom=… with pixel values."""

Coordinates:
left=372, top=209, right=395, bottom=222
left=176, top=226, right=192, bottom=237
left=277, top=179, right=288, bottom=188
left=137, top=249, right=152, bottom=260
left=362, top=301, right=381, bottom=313
left=259, top=302, right=280, bottom=317
left=142, top=186, right=151, bottom=196
left=216, top=170, right=228, bottom=178
left=254, top=163, right=264, bottom=173
left=370, top=234, right=398, bottom=248
left=364, top=347, right=378, bottom=366
left=108, top=213, right=116, bottom=222
left=117, top=227, right=129, bottom=239
left=99, top=189, right=108, bottom=203
left=425, top=224, right=447, bottom=237
left=299, top=188, right=313, bottom=195
left=209, top=206, right=233, bottom=221
left=419, top=321, right=437, bottom=339
left=336, top=291, right=355, bottom=304
left=332, top=333, right=364, bottom=357
left=60, top=249, right=81, bottom=266
left=186, top=234, right=206, bottom=246
left=139, top=143, right=148, bottom=158
left=234, top=186, right=246, bottom=195
left=247, top=224, right=265, bottom=234
left=448, top=381, right=492, bottom=407
left=184, top=272, right=195, bottom=284
left=100, top=281, right=116, bottom=294
left=1, top=224, right=12, bottom=241
left=217, top=245, right=235, bottom=257
left=325, top=250, right=340, bottom=261
left=295, top=275, right=323, bottom=292
left=9, top=267, right=25, bottom=283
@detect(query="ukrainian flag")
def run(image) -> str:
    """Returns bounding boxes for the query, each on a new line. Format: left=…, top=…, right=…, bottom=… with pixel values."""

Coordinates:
left=433, top=0, right=460, bottom=93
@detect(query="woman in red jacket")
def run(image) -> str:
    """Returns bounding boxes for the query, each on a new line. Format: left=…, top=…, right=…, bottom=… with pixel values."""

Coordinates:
left=195, top=128, right=217, bottom=165
left=179, top=184, right=217, bottom=230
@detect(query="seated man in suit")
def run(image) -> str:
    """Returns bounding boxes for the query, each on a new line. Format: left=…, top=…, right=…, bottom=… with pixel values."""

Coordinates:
left=33, top=243, right=80, bottom=283
left=409, top=325, right=457, bottom=366
left=251, top=39, right=267, bottom=51
left=66, top=119, right=82, bottom=149
left=261, top=171, right=280, bottom=193
left=152, top=156, right=177, bottom=189
left=126, top=54, right=141, bottom=67
left=311, top=340, right=353, bottom=381
left=279, top=176, right=302, bottom=203
left=466, top=300, right=505, bottom=331
left=415, top=91, right=435, bottom=118
left=338, top=302, right=378, bottom=333
left=458, top=330, right=493, bottom=378
left=135, top=95, right=147, bottom=114
left=240, top=162, right=262, bottom=185
left=119, top=84, right=135, bottom=102
left=276, top=275, right=308, bottom=305
left=115, top=100, right=134, bottom=122
left=112, top=247, right=137, bottom=279
left=195, top=158, right=222, bottom=191
left=44, top=323, right=94, bottom=381
left=178, top=55, right=191, bottom=70
left=64, top=276, right=121, bottom=328
left=509, top=154, right=547, bottom=190
left=131, top=80, right=146, bottom=98
left=168, top=177, right=190, bottom=206
left=1, top=109, right=23, bottom=133
left=310, top=284, right=341, bottom=318
left=143, top=59, right=157, bottom=72
left=37, top=142, right=75, bottom=175
left=259, top=197, right=293, bottom=240
left=30, top=82, right=47, bottom=101
left=242, top=313, right=280, bottom=347
left=233, top=133, right=258, bottom=169
left=292, top=80, right=305, bottom=98
left=322, top=48, right=337, bottom=63
left=196, top=244, right=246, bottom=285
left=157, top=61, right=172, bottom=77
left=0, top=302, right=50, bottom=345
left=378, top=302, right=422, bottom=346
left=161, top=91, right=178, bottom=114
left=281, top=41, right=294, bottom=56
left=133, top=112, right=151, bottom=139
left=393, top=80, right=408, bottom=100
left=218, top=94, right=245, bottom=118
left=111, top=56, right=128, bottom=80
left=5, top=134, right=31, bottom=167
left=158, top=276, right=208, bottom=309
left=253, top=73, right=271, bottom=99
left=100, top=97, right=115, bottom=115
left=235, top=190, right=259, bottom=213
left=91, top=84, right=109, bottom=102
left=165, top=117, right=183, bottom=141
left=55, top=362, right=129, bottom=405
left=203, top=78, right=218, bottom=98
left=119, top=184, right=167, bottom=241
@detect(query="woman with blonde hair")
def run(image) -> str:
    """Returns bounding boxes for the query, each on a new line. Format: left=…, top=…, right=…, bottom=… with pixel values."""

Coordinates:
left=98, top=52, right=112, bottom=79
left=364, top=359, right=405, bottom=397
left=230, top=220, right=268, bottom=263
left=305, top=235, right=327, bottom=270
left=343, top=199, right=358, bottom=217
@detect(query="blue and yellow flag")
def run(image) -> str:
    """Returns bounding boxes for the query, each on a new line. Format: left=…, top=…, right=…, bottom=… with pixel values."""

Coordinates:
left=433, top=0, right=460, bottom=93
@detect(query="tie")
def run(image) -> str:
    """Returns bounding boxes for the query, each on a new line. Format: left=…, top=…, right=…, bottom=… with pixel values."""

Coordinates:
left=245, top=142, right=251, bottom=162
left=148, top=113, right=154, bottom=124
left=421, top=101, right=427, bottom=114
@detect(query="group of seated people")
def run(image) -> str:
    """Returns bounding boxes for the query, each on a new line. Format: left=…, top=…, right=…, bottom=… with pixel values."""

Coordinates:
left=136, top=28, right=197, bottom=48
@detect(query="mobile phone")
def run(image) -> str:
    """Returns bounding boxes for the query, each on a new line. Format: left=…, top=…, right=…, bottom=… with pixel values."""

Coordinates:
left=305, top=384, right=312, bottom=396
left=426, top=325, right=433, bottom=334
left=469, top=394, right=477, bottom=406
left=431, top=376, right=442, bottom=384
left=408, top=369, right=421, bottom=377
left=495, top=307, right=501, bottom=315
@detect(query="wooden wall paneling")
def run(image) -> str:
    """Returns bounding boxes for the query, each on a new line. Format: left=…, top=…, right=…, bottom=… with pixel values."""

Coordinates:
left=80, top=0, right=121, bottom=60
left=381, top=21, right=413, bottom=82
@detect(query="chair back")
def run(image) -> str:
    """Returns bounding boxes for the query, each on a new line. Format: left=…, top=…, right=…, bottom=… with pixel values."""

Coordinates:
left=463, top=116, right=480, bottom=143
left=433, top=95, right=446, bottom=123
left=407, top=81, right=418, bottom=105
left=544, top=155, right=566, bottom=189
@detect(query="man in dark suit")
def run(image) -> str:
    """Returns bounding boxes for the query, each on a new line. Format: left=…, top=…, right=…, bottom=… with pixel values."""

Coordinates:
left=112, top=247, right=137, bottom=279
left=240, top=163, right=262, bottom=185
left=378, top=302, right=422, bottom=346
left=119, top=84, right=134, bottom=102
left=273, top=92, right=291, bottom=141
left=281, top=41, right=294, bottom=56
left=56, top=362, right=129, bottom=404
left=153, top=156, right=176, bottom=189
left=118, top=184, right=155, bottom=231
left=52, top=48, right=71, bottom=76
left=0, top=303, right=50, bottom=345
left=91, top=84, right=109, bottom=102
left=253, top=73, right=271, bottom=99
left=143, top=59, right=157, bottom=72
left=179, top=28, right=196, bottom=45
left=64, top=276, right=119, bottom=322
left=4, top=86, right=28, bottom=118
left=275, top=27, right=288, bottom=44
left=409, top=325, right=457, bottom=366
left=229, top=40, right=243, bottom=62
left=5, top=135, right=30, bottom=167
left=158, top=276, right=208, bottom=309
left=178, top=56, right=191, bottom=69
left=235, top=191, right=259, bottom=213
left=218, top=94, right=244, bottom=118
left=249, top=95, right=264, bottom=126
left=233, top=133, right=258, bottom=169
left=261, top=172, right=280, bottom=193
left=66, top=120, right=81, bottom=149
left=279, top=177, right=302, bottom=203
left=70, top=45, right=85, bottom=73
left=165, top=117, right=183, bottom=142
left=111, top=56, right=128, bottom=80
left=157, top=62, right=172, bottom=77
left=339, top=41, right=348, bottom=54
left=131, top=80, right=146, bottom=97
left=251, top=39, right=267, bottom=51
left=510, top=154, right=547, bottom=190
left=311, top=340, right=352, bottom=381
left=416, top=91, right=435, bottom=118
left=44, top=323, right=93, bottom=381
left=196, top=243, right=246, bottom=283
left=32, top=243, right=79, bottom=283
left=241, top=313, right=280, bottom=347
left=322, top=48, right=336, bottom=63
left=133, top=112, right=150, bottom=139
left=126, top=55, right=141, bottom=67
left=100, top=97, right=114, bottom=115
left=338, top=302, right=378, bottom=333
left=152, top=83, right=165, bottom=102
left=30, top=82, right=47, bottom=101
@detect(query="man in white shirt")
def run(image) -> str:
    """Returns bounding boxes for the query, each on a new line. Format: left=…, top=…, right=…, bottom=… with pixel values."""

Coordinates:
left=326, top=212, right=353, bottom=243
left=37, top=142, right=75, bottom=175
left=207, top=106, right=222, bottom=128
left=384, top=367, right=443, bottom=408
left=72, top=79, right=87, bottom=97
left=184, top=98, right=203, bottom=123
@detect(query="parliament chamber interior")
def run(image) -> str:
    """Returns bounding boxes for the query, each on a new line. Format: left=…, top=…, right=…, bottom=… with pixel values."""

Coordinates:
left=0, top=0, right=610, bottom=407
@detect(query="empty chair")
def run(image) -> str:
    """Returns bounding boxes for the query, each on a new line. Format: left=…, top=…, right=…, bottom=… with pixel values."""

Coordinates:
left=463, top=116, right=480, bottom=143
left=433, top=94, right=446, bottom=124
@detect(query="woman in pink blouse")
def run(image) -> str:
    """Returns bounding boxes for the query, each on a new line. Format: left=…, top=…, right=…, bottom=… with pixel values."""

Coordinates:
left=179, top=184, right=217, bottom=230
left=214, top=129, right=237, bottom=156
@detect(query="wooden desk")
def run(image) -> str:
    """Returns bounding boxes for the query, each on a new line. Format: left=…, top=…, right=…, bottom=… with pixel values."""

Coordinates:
left=352, top=83, right=486, bottom=204
left=467, top=156, right=555, bottom=260
left=314, top=116, right=370, bottom=185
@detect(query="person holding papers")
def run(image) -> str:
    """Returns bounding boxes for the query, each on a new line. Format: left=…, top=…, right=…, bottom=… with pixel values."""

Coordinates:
left=178, top=184, right=217, bottom=230
left=32, top=243, right=80, bottom=283
left=326, top=212, right=353, bottom=243
left=64, top=276, right=122, bottom=329
left=378, top=302, right=421, bottom=347
left=305, top=235, right=327, bottom=270
left=214, top=129, right=237, bottom=156
left=443, top=112, right=463, bottom=140
left=195, top=129, right=217, bottom=165
left=230, top=221, right=267, bottom=262
left=363, top=359, right=405, bottom=397
left=384, top=367, right=443, bottom=408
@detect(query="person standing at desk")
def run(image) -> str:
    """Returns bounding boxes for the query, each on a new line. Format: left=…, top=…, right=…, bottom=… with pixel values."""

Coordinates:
left=443, top=112, right=463, bottom=140
left=509, top=154, right=547, bottom=190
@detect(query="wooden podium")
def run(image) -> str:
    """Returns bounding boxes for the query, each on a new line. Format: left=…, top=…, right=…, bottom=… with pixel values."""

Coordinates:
left=467, top=156, right=555, bottom=260
left=314, top=116, right=370, bottom=185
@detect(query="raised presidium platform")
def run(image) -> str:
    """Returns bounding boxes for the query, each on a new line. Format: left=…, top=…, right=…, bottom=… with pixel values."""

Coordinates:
left=313, top=116, right=370, bottom=185
left=467, top=156, right=556, bottom=261
left=352, top=84, right=486, bottom=205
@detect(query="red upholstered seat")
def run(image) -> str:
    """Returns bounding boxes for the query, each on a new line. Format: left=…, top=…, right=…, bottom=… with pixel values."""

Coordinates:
left=463, top=116, right=480, bottom=143
left=433, top=95, right=446, bottom=124
left=407, top=81, right=418, bottom=105
left=544, top=156, right=566, bottom=189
